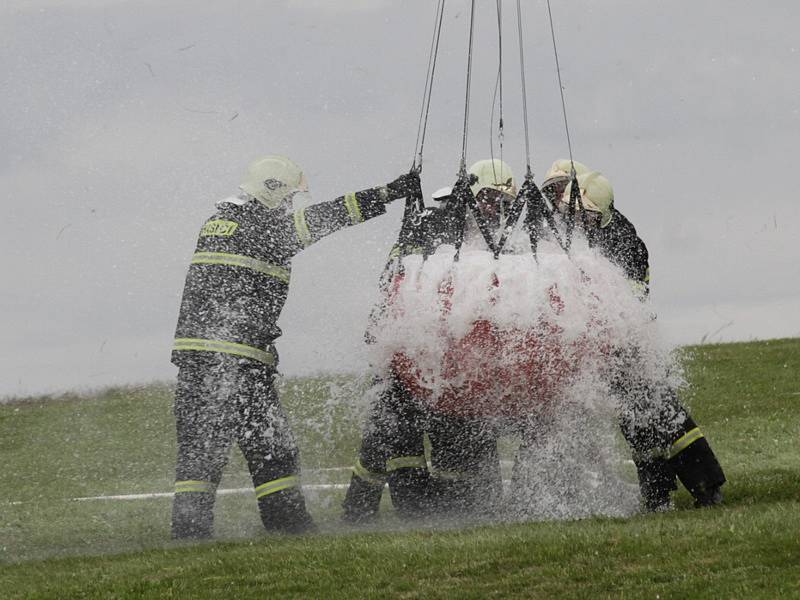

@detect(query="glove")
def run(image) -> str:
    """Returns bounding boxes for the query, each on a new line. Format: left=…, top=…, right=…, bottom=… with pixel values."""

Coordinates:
left=385, top=171, right=420, bottom=202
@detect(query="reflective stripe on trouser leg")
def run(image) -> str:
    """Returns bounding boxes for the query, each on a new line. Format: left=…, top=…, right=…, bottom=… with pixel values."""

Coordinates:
left=353, top=458, right=388, bottom=486
left=386, top=455, right=427, bottom=472
left=255, top=475, right=300, bottom=499
left=174, top=480, right=216, bottom=494
left=172, top=338, right=276, bottom=366
left=669, top=427, right=704, bottom=458
left=255, top=476, right=314, bottom=533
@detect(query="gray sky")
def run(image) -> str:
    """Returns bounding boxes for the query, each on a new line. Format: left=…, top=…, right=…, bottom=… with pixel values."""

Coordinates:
left=2, top=0, right=799, bottom=398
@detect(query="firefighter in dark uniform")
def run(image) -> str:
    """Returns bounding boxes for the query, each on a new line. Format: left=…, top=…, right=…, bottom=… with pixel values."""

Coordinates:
left=171, top=154, right=416, bottom=538
left=341, top=190, right=451, bottom=522
left=539, top=159, right=726, bottom=510
left=342, top=160, right=513, bottom=522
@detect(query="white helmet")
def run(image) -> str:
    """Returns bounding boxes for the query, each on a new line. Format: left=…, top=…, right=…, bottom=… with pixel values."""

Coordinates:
left=467, top=159, right=517, bottom=227
left=562, top=171, right=614, bottom=228
left=431, top=186, right=453, bottom=202
left=239, top=155, right=307, bottom=209
left=541, top=159, right=590, bottom=204
left=468, top=159, right=517, bottom=196
left=542, top=159, right=590, bottom=183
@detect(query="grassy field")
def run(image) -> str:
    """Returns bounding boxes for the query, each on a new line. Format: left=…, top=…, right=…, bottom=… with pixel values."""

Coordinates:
left=0, top=339, right=798, bottom=598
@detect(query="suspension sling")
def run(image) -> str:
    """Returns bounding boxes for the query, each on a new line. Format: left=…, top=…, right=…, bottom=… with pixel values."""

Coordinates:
left=496, top=0, right=570, bottom=260
left=400, top=0, right=588, bottom=263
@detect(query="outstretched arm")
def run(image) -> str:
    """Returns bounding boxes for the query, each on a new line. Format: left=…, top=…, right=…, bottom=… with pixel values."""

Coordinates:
left=290, top=172, right=419, bottom=250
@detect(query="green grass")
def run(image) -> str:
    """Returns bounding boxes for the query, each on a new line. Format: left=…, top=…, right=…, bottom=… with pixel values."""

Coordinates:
left=1, top=339, right=799, bottom=598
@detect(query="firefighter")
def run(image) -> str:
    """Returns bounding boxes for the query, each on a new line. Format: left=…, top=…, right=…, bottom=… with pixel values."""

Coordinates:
left=342, top=374, right=433, bottom=522
left=538, top=159, right=727, bottom=510
left=171, top=154, right=417, bottom=538
left=342, top=190, right=452, bottom=522
left=423, top=160, right=513, bottom=515
left=342, top=159, right=513, bottom=522
left=540, top=160, right=647, bottom=288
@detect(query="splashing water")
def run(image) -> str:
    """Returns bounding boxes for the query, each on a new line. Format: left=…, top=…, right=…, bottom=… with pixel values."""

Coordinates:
left=369, top=236, right=684, bottom=521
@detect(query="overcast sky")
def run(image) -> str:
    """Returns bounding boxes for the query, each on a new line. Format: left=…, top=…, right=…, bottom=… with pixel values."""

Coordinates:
left=2, top=0, right=798, bottom=399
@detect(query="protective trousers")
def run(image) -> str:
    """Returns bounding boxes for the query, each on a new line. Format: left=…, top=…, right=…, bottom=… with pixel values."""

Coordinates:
left=171, top=355, right=313, bottom=538
left=433, top=379, right=724, bottom=515
left=616, top=376, right=726, bottom=510
left=342, top=376, right=430, bottom=521
left=425, top=413, right=503, bottom=517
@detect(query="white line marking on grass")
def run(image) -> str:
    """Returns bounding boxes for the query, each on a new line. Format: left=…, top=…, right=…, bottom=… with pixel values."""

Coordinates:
left=309, top=467, right=352, bottom=473
left=2, top=484, right=351, bottom=505
left=70, top=484, right=351, bottom=503
left=5, top=460, right=636, bottom=505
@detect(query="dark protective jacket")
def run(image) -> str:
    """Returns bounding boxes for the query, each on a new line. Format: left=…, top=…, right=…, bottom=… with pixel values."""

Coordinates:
left=173, top=188, right=389, bottom=367
left=387, top=205, right=454, bottom=260
left=593, top=208, right=650, bottom=289
left=388, top=204, right=649, bottom=284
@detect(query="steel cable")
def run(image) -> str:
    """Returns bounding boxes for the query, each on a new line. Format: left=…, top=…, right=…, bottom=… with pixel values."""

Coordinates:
left=413, top=0, right=446, bottom=172
left=516, top=0, right=533, bottom=177
left=460, top=0, right=478, bottom=174
left=546, top=0, right=575, bottom=173
left=490, top=0, right=505, bottom=189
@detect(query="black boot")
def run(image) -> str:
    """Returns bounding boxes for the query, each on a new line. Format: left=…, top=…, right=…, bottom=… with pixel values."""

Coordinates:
left=342, top=474, right=384, bottom=524
left=670, top=437, right=726, bottom=508
left=428, top=478, right=477, bottom=516
left=692, top=485, right=724, bottom=508
left=171, top=492, right=215, bottom=539
left=258, top=488, right=316, bottom=534
left=388, top=468, right=433, bottom=519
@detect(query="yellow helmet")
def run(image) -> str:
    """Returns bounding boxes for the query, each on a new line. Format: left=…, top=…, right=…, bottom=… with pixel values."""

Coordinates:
left=562, top=171, right=614, bottom=228
left=239, top=155, right=307, bottom=209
